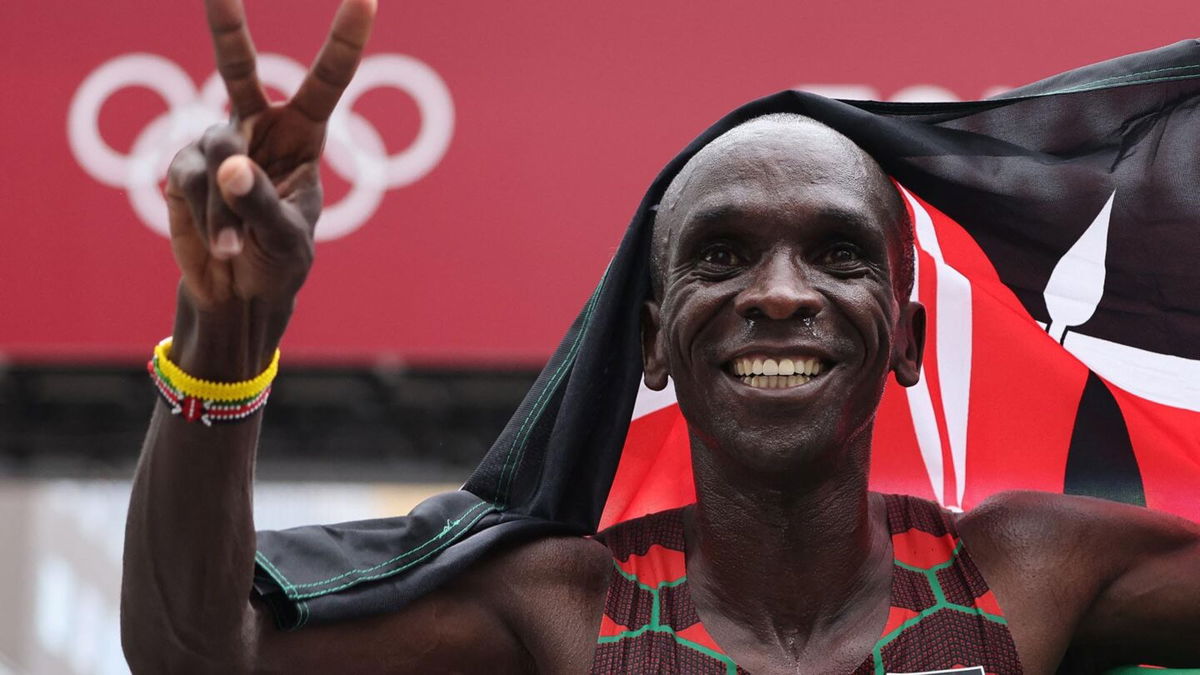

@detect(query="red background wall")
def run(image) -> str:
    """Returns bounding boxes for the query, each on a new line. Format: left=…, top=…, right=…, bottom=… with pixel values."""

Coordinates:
left=3, top=1, right=1197, bottom=365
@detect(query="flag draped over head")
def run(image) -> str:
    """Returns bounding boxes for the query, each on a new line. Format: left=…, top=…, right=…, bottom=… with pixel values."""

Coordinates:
left=253, top=41, right=1200, bottom=629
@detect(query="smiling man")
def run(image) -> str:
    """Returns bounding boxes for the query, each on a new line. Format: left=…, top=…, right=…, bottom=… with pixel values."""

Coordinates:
left=120, top=1, right=1200, bottom=673
left=629, top=116, right=940, bottom=672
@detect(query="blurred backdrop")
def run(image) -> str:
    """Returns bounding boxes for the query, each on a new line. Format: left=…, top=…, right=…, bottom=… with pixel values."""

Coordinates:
left=3, top=1, right=1200, bottom=672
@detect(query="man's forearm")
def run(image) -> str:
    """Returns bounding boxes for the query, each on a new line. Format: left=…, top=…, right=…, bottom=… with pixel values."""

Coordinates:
left=122, top=404, right=262, bottom=672
left=121, top=297, right=287, bottom=672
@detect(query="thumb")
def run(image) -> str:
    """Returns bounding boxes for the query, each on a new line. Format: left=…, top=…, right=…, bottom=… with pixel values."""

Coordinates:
left=215, top=155, right=301, bottom=252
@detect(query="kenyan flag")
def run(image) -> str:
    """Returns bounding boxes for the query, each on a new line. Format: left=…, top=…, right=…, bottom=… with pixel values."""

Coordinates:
left=602, top=41, right=1200, bottom=527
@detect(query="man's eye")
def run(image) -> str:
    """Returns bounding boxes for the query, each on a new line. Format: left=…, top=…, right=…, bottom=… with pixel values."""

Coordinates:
left=700, top=246, right=741, bottom=267
left=824, top=244, right=862, bottom=265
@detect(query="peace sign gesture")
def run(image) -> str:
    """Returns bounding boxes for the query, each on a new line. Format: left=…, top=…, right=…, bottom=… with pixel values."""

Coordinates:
left=164, top=0, right=375, bottom=376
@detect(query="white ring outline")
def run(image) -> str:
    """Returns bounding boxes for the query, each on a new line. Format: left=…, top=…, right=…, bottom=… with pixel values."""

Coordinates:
left=68, top=53, right=197, bottom=187
left=68, top=52, right=455, bottom=241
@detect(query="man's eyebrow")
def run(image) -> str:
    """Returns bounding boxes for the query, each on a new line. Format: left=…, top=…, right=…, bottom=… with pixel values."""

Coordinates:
left=682, top=204, right=744, bottom=229
left=672, top=207, right=744, bottom=250
left=812, top=207, right=881, bottom=240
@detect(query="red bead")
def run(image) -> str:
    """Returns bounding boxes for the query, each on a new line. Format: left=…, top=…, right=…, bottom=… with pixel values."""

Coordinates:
left=181, top=396, right=204, bottom=423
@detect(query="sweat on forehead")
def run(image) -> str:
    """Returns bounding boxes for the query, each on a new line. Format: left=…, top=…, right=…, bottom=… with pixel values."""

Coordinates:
left=649, top=113, right=913, bottom=298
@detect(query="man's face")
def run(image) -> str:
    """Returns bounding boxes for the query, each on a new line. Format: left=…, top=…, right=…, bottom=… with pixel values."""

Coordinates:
left=643, top=118, right=924, bottom=476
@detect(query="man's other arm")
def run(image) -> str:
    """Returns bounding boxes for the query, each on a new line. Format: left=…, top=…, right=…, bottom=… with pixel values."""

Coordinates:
left=961, top=490, right=1200, bottom=671
left=120, top=1, right=608, bottom=671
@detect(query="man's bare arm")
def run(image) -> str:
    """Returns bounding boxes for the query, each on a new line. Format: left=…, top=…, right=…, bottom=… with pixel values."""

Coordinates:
left=1065, top=496, right=1200, bottom=667
left=120, top=4, right=612, bottom=671
left=116, top=2, right=552, bottom=671
left=961, top=491, right=1200, bottom=671
left=120, top=0, right=370, bottom=668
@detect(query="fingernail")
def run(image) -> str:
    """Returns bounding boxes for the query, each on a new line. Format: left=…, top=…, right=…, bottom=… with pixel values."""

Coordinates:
left=219, top=156, right=254, bottom=197
left=213, top=228, right=243, bottom=259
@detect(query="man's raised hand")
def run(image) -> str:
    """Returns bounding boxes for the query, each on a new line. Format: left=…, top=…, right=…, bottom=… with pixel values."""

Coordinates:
left=165, top=0, right=375, bottom=314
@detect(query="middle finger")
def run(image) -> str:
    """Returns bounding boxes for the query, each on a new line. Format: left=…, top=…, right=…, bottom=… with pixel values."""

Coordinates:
left=290, top=0, right=376, bottom=122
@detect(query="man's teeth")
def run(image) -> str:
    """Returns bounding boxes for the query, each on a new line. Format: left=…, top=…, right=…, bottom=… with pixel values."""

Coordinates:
left=742, top=374, right=810, bottom=389
left=732, top=357, right=823, bottom=377
left=731, top=357, right=825, bottom=389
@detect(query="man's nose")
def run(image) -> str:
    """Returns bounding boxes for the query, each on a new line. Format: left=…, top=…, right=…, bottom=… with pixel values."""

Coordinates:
left=734, top=253, right=823, bottom=321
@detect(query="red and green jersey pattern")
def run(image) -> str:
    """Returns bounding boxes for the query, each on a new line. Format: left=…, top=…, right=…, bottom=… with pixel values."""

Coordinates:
left=590, top=494, right=1023, bottom=674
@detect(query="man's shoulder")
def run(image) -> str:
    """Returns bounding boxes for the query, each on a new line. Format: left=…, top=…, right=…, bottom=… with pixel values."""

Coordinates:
left=957, top=490, right=1075, bottom=543
left=467, top=534, right=611, bottom=595
left=958, top=490, right=1122, bottom=563
left=451, top=534, right=610, bottom=669
left=956, top=490, right=1197, bottom=593
left=958, top=490, right=1188, bottom=549
left=950, top=491, right=1200, bottom=670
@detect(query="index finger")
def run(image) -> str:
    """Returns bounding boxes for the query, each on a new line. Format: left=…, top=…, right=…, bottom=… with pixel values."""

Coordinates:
left=290, top=0, right=377, bottom=122
left=205, top=0, right=270, bottom=118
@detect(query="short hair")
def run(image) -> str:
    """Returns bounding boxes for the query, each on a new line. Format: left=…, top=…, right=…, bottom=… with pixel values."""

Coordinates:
left=650, top=113, right=915, bottom=302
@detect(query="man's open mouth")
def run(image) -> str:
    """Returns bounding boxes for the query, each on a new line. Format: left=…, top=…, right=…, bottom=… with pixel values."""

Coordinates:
left=728, top=356, right=827, bottom=389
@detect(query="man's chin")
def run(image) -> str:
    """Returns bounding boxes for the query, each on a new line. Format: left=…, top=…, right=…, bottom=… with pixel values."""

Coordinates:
left=695, top=418, right=848, bottom=482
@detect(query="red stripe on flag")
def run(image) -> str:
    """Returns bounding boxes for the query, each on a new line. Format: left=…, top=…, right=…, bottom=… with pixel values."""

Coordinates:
left=600, top=403, right=694, bottom=530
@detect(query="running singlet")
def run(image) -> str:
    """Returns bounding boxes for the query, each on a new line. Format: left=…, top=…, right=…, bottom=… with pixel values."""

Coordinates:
left=589, top=494, right=1023, bottom=674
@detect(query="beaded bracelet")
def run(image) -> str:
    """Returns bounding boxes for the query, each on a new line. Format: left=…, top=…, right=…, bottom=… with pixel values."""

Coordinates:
left=147, top=337, right=280, bottom=426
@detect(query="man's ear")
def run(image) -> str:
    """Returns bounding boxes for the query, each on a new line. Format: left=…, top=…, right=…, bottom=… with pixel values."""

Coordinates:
left=641, top=299, right=669, bottom=391
left=892, top=300, right=925, bottom=387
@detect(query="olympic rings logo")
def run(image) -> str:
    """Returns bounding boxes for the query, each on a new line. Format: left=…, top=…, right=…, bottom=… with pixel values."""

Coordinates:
left=68, top=53, right=454, bottom=241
